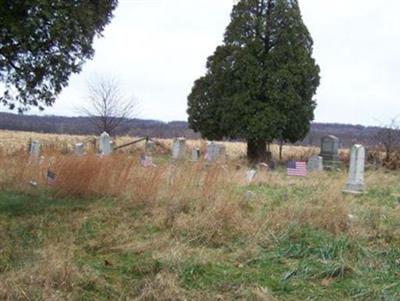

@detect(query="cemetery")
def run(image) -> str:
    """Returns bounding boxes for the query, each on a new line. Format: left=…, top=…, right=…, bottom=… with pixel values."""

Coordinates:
left=1, top=0, right=399, bottom=300
left=1, top=129, right=400, bottom=300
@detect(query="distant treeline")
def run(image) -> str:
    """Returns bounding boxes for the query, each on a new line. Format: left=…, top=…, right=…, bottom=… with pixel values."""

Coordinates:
left=0, top=112, right=381, bottom=148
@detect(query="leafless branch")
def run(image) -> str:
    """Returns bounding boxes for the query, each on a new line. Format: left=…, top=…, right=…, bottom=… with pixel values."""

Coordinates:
left=79, top=76, right=137, bottom=135
left=375, top=118, right=400, bottom=160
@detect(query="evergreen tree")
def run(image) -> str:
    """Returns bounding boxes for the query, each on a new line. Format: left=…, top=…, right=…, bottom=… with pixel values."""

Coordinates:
left=0, top=0, right=118, bottom=112
left=187, top=0, right=320, bottom=162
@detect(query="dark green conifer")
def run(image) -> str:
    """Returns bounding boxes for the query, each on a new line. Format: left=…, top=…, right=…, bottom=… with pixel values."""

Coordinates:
left=188, top=0, right=320, bottom=162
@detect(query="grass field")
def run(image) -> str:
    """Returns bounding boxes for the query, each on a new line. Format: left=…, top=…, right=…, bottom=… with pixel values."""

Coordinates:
left=0, top=130, right=399, bottom=300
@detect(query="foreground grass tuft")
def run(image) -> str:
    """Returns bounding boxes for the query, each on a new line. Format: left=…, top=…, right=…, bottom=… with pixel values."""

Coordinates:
left=1, top=183, right=400, bottom=300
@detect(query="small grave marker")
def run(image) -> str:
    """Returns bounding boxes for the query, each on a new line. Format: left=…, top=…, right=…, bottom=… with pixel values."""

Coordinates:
left=74, top=143, right=85, bottom=156
left=246, top=169, right=257, bottom=183
left=307, top=155, right=323, bottom=172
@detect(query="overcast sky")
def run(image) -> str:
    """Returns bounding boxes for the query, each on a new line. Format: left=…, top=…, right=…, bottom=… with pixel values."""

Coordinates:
left=23, top=0, right=400, bottom=126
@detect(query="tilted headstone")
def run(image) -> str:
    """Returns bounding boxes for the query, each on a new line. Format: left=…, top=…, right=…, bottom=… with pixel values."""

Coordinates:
left=74, top=143, right=85, bottom=156
left=172, top=138, right=186, bottom=160
left=246, top=169, right=257, bottom=183
left=343, top=144, right=366, bottom=194
left=99, top=132, right=112, bottom=155
left=191, top=147, right=200, bottom=162
left=206, top=142, right=226, bottom=162
left=145, top=140, right=156, bottom=154
left=307, top=155, right=323, bottom=172
left=29, top=140, right=41, bottom=161
left=319, top=135, right=340, bottom=168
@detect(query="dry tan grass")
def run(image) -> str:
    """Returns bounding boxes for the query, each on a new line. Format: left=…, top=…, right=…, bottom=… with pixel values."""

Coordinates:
left=1, top=130, right=399, bottom=300
left=0, top=129, right=320, bottom=161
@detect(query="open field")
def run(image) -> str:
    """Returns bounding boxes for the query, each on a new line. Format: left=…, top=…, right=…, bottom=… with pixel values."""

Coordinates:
left=0, top=130, right=399, bottom=300
left=0, top=129, right=320, bottom=161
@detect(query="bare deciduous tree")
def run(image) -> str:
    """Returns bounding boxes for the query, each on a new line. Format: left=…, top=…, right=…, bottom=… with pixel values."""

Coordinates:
left=376, top=119, right=400, bottom=161
left=81, top=77, right=137, bottom=135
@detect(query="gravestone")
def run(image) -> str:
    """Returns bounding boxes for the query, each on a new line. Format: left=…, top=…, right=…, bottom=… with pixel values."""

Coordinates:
left=191, top=148, right=200, bottom=162
left=244, top=190, right=256, bottom=201
left=145, top=140, right=155, bottom=154
left=172, top=138, right=186, bottom=160
left=74, top=143, right=85, bottom=156
left=206, top=142, right=226, bottom=162
left=343, top=144, right=366, bottom=194
left=99, top=132, right=112, bottom=155
left=29, top=140, right=41, bottom=161
left=319, top=135, right=340, bottom=168
left=246, top=169, right=257, bottom=183
left=307, top=155, right=323, bottom=172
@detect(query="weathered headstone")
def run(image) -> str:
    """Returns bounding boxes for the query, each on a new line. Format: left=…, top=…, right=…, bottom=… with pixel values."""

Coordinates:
left=343, top=144, right=366, bottom=194
left=307, top=155, right=323, bottom=172
left=246, top=169, right=257, bottom=183
left=319, top=135, right=340, bottom=168
left=29, top=140, right=41, bottom=161
left=191, top=147, right=200, bottom=162
left=145, top=140, right=155, bottom=154
left=99, top=132, right=112, bottom=155
left=206, top=142, right=226, bottom=162
left=74, top=143, right=85, bottom=156
left=172, top=138, right=186, bottom=160
left=244, top=190, right=256, bottom=201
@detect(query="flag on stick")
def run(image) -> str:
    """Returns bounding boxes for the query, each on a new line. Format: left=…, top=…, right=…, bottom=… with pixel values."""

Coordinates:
left=287, top=161, right=307, bottom=177
left=140, top=154, right=156, bottom=167
left=47, top=170, right=57, bottom=186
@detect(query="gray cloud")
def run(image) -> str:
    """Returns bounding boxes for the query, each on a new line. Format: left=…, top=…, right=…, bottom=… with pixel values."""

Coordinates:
left=30, top=0, right=400, bottom=126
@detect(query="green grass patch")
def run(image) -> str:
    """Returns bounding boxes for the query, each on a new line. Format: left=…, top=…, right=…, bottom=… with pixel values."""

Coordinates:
left=1, top=189, right=400, bottom=300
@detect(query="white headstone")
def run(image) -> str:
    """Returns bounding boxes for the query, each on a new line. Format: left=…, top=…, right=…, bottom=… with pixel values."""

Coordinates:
left=99, top=132, right=112, bottom=155
left=74, top=143, right=85, bottom=156
left=29, top=140, right=41, bottom=161
left=172, top=138, right=186, bottom=160
left=307, top=156, right=323, bottom=172
left=206, top=142, right=226, bottom=162
left=343, top=144, right=366, bottom=194
left=191, top=148, right=200, bottom=162
left=145, top=141, right=155, bottom=154
left=246, top=169, right=257, bottom=183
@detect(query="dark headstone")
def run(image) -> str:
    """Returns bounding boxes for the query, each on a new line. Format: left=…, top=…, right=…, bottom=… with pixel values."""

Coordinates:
left=320, top=135, right=340, bottom=168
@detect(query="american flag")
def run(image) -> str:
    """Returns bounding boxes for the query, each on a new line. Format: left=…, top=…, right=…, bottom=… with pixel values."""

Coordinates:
left=47, top=170, right=57, bottom=186
left=140, top=155, right=156, bottom=167
left=287, top=161, right=307, bottom=177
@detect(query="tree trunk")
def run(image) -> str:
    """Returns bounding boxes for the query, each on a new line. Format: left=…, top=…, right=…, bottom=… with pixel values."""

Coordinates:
left=247, top=139, right=267, bottom=163
left=279, top=140, right=284, bottom=161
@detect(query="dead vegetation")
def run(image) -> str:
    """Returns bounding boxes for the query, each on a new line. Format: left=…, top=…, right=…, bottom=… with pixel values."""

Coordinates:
left=1, top=131, right=400, bottom=300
